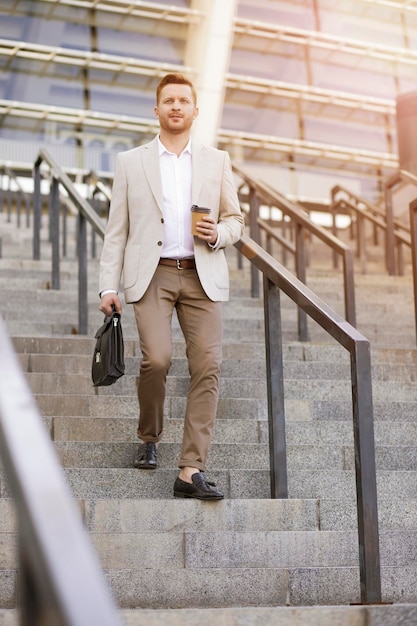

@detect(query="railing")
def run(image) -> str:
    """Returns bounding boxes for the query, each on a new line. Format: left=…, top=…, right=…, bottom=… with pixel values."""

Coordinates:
left=331, top=183, right=411, bottom=276
left=235, top=233, right=381, bottom=605
left=33, top=149, right=106, bottom=334
left=0, top=164, right=31, bottom=229
left=84, top=171, right=112, bottom=260
left=409, top=197, right=417, bottom=346
left=233, top=164, right=356, bottom=339
left=0, top=318, right=122, bottom=625
left=385, top=169, right=417, bottom=275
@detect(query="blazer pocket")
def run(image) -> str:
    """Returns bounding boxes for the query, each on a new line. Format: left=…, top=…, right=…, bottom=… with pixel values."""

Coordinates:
left=123, top=244, right=141, bottom=289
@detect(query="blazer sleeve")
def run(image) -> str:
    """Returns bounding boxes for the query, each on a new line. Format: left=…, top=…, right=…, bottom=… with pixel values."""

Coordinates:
left=98, top=154, right=129, bottom=295
left=216, top=152, right=245, bottom=249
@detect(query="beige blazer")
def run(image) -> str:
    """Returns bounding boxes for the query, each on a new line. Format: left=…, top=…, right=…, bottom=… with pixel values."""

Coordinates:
left=99, top=136, right=245, bottom=302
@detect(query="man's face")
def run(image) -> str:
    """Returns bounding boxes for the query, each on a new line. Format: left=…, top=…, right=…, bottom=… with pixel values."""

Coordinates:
left=154, top=83, right=198, bottom=134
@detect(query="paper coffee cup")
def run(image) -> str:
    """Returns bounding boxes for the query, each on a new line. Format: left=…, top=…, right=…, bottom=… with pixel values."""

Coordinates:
left=191, top=205, right=211, bottom=236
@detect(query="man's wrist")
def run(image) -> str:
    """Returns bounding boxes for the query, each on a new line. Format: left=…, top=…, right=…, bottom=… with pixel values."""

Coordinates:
left=100, top=289, right=118, bottom=298
left=208, top=233, right=220, bottom=250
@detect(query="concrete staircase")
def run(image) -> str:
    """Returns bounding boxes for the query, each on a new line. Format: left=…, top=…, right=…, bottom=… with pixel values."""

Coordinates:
left=1, top=210, right=417, bottom=624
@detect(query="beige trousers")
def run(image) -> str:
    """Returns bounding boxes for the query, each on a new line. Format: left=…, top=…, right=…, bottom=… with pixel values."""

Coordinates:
left=133, top=264, right=223, bottom=471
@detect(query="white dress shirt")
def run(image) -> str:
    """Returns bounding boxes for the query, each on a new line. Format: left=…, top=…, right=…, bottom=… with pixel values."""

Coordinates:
left=158, top=136, right=194, bottom=259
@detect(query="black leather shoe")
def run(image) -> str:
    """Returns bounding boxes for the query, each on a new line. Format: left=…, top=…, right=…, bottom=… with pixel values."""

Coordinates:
left=133, top=442, right=157, bottom=470
left=173, top=473, right=224, bottom=500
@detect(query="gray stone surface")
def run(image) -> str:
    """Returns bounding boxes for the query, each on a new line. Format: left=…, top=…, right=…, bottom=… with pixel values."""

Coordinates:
left=0, top=573, right=16, bottom=609
left=118, top=605, right=417, bottom=626
left=83, top=498, right=318, bottom=533
left=289, top=566, right=361, bottom=605
left=0, top=536, right=16, bottom=571
left=106, top=568, right=289, bottom=609
left=183, top=530, right=358, bottom=569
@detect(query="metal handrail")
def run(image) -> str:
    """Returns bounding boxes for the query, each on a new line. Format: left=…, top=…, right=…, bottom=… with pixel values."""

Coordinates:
left=0, top=318, right=122, bottom=625
left=0, top=164, right=31, bottom=228
left=235, top=233, right=381, bottom=605
left=385, top=169, right=417, bottom=275
left=33, top=149, right=106, bottom=334
left=83, top=171, right=112, bottom=259
left=408, top=197, right=417, bottom=346
left=331, top=182, right=412, bottom=276
left=233, top=164, right=356, bottom=338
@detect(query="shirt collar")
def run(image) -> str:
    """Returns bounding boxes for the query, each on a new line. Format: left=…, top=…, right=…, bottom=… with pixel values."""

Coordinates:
left=157, top=136, right=192, bottom=157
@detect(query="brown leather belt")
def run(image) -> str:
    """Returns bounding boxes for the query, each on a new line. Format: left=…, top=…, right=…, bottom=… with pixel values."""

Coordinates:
left=159, top=258, right=196, bottom=270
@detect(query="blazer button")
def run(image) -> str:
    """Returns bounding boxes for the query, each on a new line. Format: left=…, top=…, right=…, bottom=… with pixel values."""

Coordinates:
left=161, top=218, right=164, bottom=223
left=157, top=241, right=163, bottom=246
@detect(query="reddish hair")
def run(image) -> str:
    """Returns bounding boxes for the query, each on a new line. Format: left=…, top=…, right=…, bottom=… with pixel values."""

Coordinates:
left=156, top=73, right=197, bottom=105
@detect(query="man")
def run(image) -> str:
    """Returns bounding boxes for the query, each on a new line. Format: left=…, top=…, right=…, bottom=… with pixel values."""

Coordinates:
left=99, top=73, right=244, bottom=500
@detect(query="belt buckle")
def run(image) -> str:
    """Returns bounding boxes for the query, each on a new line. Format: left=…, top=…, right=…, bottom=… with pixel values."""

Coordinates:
left=176, top=259, right=183, bottom=270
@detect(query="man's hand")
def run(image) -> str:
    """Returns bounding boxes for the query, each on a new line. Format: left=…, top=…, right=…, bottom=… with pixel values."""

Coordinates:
left=100, top=293, right=122, bottom=317
left=196, top=215, right=218, bottom=245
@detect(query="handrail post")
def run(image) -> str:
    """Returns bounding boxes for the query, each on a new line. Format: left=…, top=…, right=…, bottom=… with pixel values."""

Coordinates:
left=281, top=216, right=288, bottom=266
left=91, top=199, right=97, bottom=260
left=33, top=158, right=42, bottom=261
left=0, top=168, right=3, bottom=213
left=350, top=339, right=381, bottom=603
left=331, top=187, right=339, bottom=269
left=249, top=185, right=260, bottom=298
left=16, top=192, right=22, bottom=229
left=62, top=206, right=68, bottom=258
left=384, top=182, right=396, bottom=275
left=343, top=249, right=357, bottom=328
left=6, top=174, right=11, bottom=223
left=397, top=241, right=404, bottom=276
left=295, top=223, right=308, bottom=341
left=357, top=213, right=366, bottom=274
left=409, top=198, right=417, bottom=346
left=51, top=177, right=60, bottom=290
left=78, top=213, right=88, bottom=335
left=26, top=195, right=30, bottom=228
left=263, top=275, right=288, bottom=498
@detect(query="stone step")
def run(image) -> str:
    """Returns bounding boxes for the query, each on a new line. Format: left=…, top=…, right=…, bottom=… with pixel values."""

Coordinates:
left=27, top=372, right=269, bottom=398
left=11, top=335, right=417, bottom=366
left=1, top=283, right=413, bottom=318
left=24, top=371, right=417, bottom=404
left=0, top=552, right=415, bottom=607
left=118, top=604, right=417, bottom=626
left=1, top=495, right=416, bottom=534
left=1, top=467, right=414, bottom=501
left=35, top=392, right=269, bottom=420
left=49, top=415, right=417, bottom=447
left=48, top=441, right=417, bottom=472
left=6, top=322, right=416, bottom=349
left=0, top=564, right=360, bottom=609
left=33, top=388, right=417, bottom=422
left=16, top=351, right=417, bottom=384
left=3, top=604, right=417, bottom=626
left=1, top=526, right=405, bottom=575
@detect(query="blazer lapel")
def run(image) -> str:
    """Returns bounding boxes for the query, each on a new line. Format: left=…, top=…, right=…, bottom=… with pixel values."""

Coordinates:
left=142, top=136, right=163, bottom=213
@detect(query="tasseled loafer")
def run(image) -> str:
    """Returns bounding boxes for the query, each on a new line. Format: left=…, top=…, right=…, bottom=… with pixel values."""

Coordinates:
left=173, top=472, right=224, bottom=500
left=133, top=442, right=157, bottom=470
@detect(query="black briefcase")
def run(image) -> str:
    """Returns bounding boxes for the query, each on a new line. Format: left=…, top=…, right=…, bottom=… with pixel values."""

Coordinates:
left=92, top=311, right=125, bottom=386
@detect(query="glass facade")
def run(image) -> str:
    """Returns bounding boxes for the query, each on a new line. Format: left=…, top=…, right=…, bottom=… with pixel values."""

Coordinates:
left=0, top=0, right=415, bottom=203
